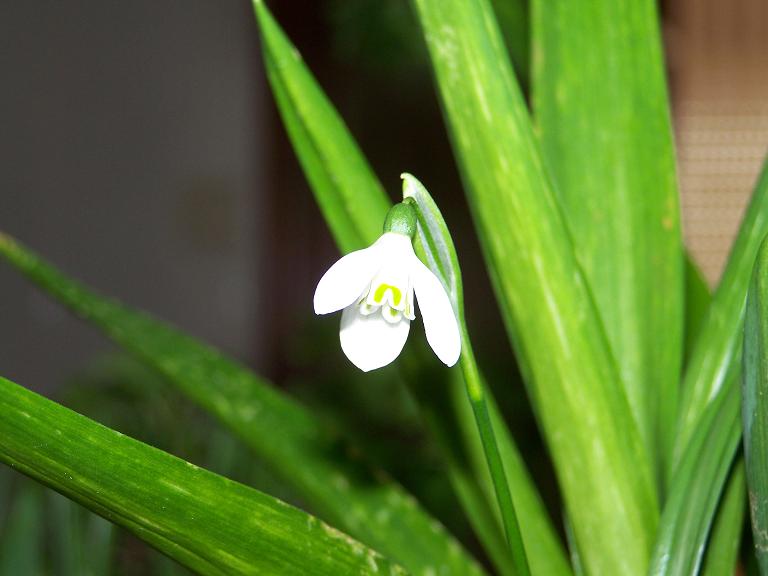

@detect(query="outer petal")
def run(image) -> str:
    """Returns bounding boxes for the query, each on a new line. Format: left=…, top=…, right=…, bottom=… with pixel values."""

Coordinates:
left=410, top=256, right=461, bottom=366
left=339, top=306, right=410, bottom=372
left=313, top=245, right=380, bottom=315
left=375, top=231, right=415, bottom=261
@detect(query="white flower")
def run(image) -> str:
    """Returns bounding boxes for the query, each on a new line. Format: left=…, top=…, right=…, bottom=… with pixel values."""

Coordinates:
left=314, top=231, right=461, bottom=372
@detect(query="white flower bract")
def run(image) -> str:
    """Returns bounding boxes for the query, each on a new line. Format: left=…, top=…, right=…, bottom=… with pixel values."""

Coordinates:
left=313, top=232, right=461, bottom=372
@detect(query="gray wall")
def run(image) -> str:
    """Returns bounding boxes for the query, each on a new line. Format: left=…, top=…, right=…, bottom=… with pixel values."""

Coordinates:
left=0, top=1, right=266, bottom=392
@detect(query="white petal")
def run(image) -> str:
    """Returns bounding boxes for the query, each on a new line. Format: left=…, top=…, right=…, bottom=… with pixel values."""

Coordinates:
left=313, top=245, right=381, bottom=315
left=381, top=305, right=402, bottom=324
left=410, top=256, right=461, bottom=366
left=339, top=305, right=410, bottom=372
left=376, top=232, right=415, bottom=261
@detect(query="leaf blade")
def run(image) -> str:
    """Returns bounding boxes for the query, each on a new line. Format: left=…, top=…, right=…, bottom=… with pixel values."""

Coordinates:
left=411, top=0, right=658, bottom=573
left=532, top=0, right=683, bottom=475
left=652, top=160, right=768, bottom=576
left=675, top=160, right=768, bottom=474
left=742, top=234, right=768, bottom=573
left=650, top=376, right=741, bottom=575
left=0, top=232, right=482, bottom=576
left=255, top=0, right=390, bottom=253
left=701, top=460, right=746, bottom=576
left=0, top=376, right=405, bottom=576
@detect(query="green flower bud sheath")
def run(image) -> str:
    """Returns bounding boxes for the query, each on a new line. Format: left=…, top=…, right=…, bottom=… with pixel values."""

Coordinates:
left=383, top=202, right=417, bottom=238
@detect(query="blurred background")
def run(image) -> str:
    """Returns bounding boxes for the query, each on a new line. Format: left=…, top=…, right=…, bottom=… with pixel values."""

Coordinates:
left=0, top=0, right=766, bottom=573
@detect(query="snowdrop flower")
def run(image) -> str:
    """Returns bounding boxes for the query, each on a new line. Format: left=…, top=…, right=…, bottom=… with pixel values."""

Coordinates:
left=314, top=203, right=461, bottom=372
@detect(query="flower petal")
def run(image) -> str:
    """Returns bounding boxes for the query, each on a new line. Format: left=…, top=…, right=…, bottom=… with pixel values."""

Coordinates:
left=339, top=305, right=410, bottom=372
left=313, top=245, right=380, bottom=315
left=376, top=232, right=415, bottom=261
left=410, top=256, right=461, bottom=366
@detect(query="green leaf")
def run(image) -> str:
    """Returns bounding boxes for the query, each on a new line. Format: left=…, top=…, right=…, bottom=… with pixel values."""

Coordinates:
left=675, top=160, right=768, bottom=475
left=48, top=490, right=115, bottom=576
left=684, top=254, right=711, bottom=363
left=650, top=370, right=741, bottom=575
left=489, top=0, right=529, bottom=86
left=411, top=0, right=657, bottom=573
left=403, top=173, right=530, bottom=576
left=50, top=491, right=87, bottom=576
left=532, top=0, right=683, bottom=479
left=403, top=173, right=462, bottom=316
left=252, top=4, right=567, bottom=575
left=0, top=482, right=43, bottom=576
left=0, top=376, right=405, bottom=576
left=651, top=159, right=768, bottom=576
left=701, top=459, right=746, bottom=576
left=0, top=233, right=482, bottom=576
left=449, top=376, right=572, bottom=576
left=254, top=0, right=390, bottom=253
left=742, top=234, right=768, bottom=573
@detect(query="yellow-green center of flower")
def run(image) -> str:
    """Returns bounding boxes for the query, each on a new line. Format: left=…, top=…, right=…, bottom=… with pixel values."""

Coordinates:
left=373, top=283, right=402, bottom=307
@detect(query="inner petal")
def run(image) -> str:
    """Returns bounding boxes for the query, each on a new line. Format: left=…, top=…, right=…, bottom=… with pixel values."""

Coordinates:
left=366, top=267, right=409, bottom=311
left=381, top=305, right=402, bottom=324
left=359, top=302, right=379, bottom=316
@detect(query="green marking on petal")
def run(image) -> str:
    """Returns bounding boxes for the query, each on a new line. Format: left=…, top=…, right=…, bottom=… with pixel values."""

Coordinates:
left=373, top=283, right=402, bottom=306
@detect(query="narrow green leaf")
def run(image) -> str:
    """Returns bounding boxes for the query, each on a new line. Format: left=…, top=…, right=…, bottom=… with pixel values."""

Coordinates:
left=652, top=159, right=768, bottom=575
left=563, top=517, right=585, bottom=576
left=448, top=464, right=515, bottom=576
left=675, top=160, right=768, bottom=475
left=403, top=174, right=530, bottom=576
left=650, top=372, right=741, bottom=575
left=0, top=233, right=482, bottom=576
left=252, top=4, right=567, bottom=574
left=85, top=507, right=114, bottom=576
left=0, top=483, right=43, bottom=576
left=49, top=490, right=86, bottom=576
left=0, top=376, right=405, bottom=576
left=743, top=234, right=768, bottom=573
left=403, top=173, right=462, bottom=316
left=48, top=489, right=114, bottom=576
left=684, top=254, right=711, bottom=363
left=412, top=0, right=657, bottom=573
left=701, top=460, right=746, bottom=576
left=532, top=0, right=683, bottom=479
left=489, top=0, right=529, bottom=85
left=405, top=173, right=572, bottom=575
left=254, top=0, right=390, bottom=253
left=448, top=375, right=572, bottom=576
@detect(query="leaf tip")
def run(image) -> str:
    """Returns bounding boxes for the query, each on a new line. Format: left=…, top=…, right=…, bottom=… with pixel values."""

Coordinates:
left=400, top=172, right=420, bottom=201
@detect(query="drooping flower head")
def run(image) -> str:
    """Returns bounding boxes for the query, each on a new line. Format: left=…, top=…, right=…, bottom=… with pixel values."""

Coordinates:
left=314, top=202, right=461, bottom=371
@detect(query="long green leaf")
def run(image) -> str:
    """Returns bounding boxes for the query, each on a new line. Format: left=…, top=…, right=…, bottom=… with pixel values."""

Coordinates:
left=532, top=0, right=683, bottom=475
left=651, top=159, right=768, bottom=575
left=490, top=0, right=529, bottom=85
left=449, top=377, right=572, bottom=576
left=684, top=255, right=711, bottom=363
left=701, top=460, right=746, bottom=576
left=411, top=0, right=657, bottom=574
left=252, top=3, right=568, bottom=575
left=0, top=483, right=43, bottom=576
left=48, top=489, right=115, bottom=576
left=0, top=376, right=405, bottom=576
left=404, top=173, right=530, bottom=576
left=254, top=0, right=389, bottom=254
left=743, top=234, right=768, bottom=574
left=0, top=233, right=483, bottom=576
left=675, top=160, right=768, bottom=475
left=650, top=376, right=742, bottom=575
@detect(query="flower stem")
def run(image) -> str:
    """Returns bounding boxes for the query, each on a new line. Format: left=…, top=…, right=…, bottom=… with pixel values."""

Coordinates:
left=459, top=324, right=531, bottom=576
